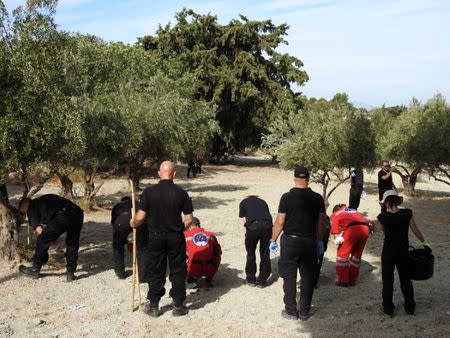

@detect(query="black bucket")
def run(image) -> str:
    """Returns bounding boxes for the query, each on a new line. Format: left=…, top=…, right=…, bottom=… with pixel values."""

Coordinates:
left=408, top=246, right=434, bottom=280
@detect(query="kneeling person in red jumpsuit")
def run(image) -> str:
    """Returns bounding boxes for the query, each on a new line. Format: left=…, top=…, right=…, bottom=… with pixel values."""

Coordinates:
left=184, top=217, right=222, bottom=287
left=331, top=204, right=370, bottom=287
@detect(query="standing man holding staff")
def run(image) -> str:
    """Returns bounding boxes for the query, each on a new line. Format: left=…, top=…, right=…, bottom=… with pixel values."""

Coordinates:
left=270, top=165, right=325, bottom=321
left=130, top=161, right=194, bottom=318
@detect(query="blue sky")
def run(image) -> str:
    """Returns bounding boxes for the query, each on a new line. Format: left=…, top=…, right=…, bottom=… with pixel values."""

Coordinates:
left=4, top=0, right=450, bottom=107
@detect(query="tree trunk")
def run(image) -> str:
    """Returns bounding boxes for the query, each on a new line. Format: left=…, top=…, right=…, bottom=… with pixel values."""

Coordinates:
left=57, top=173, right=74, bottom=200
left=83, top=166, right=97, bottom=201
left=395, top=165, right=422, bottom=196
left=0, top=198, right=19, bottom=262
left=128, top=157, right=144, bottom=191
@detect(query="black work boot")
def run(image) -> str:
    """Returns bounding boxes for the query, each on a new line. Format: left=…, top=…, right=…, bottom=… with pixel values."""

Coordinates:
left=143, top=302, right=160, bottom=318
left=115, top=269, right=128, bottom=280
left=19, top=264, right=40, bottom=279
left=66, top=271, right=77, bottom=282
left=172, top=302, right=188, bottom=317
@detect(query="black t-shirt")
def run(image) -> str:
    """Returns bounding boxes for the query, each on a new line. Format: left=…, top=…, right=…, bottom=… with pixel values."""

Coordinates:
left=378, top=169, right=393, bottom=195
left=111, top=199, right=133, bottom=226
left=27, top=194, right=77, bottom=229
left=239, top=196, right=272, bottom=226
left=138, top=180, right=193, bottom=233
left=278, top=187, right=325, bottom=238
left=350, top=169, right=364, bottom=191
left=377, top=208, right=412, bottom=250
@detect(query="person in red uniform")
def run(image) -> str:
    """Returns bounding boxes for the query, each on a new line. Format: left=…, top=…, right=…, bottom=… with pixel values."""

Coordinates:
left=331, top=204, right=371, bottom=287
left=184, top=217, right=222, bottom=287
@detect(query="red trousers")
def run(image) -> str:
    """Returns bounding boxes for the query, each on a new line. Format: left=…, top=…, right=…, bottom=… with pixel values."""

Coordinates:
left=336, top=225, right=369, bottom=285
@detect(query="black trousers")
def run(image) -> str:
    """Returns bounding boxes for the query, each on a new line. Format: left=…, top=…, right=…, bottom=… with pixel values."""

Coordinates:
left=112, top=222, right=149, bottom=279
left=349, top=189, right=362, bottom=209
left=379, top=191, right=387, bottom=213
left=146, top=232, right=187, bottom=305
left=314, top=224, right=330, bottom=287
left=278, top=235, right=317, bottom=314
left=245, top=221, right=272, bottom=282
left=112, top=222, right=132, bottom=274
left=33, top=207, right=84, bottom=273
left=381, top=246, right=415, bottom=313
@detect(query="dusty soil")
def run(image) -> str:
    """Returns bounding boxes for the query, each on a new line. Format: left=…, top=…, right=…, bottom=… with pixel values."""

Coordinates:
left=1, top=156, right=449, bottom=337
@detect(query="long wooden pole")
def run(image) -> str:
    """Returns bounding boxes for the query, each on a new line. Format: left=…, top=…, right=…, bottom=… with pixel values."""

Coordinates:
left=130, top=180, right=141, bottom=311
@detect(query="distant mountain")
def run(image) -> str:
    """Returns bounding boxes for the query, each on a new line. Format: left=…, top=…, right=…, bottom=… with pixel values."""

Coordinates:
left=352, top=101, right=374, bottom=110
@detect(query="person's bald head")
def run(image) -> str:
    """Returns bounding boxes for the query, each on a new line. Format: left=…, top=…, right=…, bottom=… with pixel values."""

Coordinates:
left=158, top=161, right=176, bottom=180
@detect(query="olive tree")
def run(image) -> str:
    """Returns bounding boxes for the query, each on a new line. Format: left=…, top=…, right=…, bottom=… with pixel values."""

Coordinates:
left=263, top=94, right=376, bottom=206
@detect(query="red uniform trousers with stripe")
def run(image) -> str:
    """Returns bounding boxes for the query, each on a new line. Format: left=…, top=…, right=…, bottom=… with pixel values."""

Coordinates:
left=336, top=225, right=370, bottom=285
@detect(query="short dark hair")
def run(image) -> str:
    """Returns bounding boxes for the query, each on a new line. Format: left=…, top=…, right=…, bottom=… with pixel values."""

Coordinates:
left=384, top=195, right=402, bottom=209
left=120, top=196, right=131, bottom=202
left=332, top=204, right=346, bottom=213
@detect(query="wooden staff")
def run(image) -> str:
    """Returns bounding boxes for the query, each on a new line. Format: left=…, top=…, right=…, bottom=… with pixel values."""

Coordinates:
left=130, top=180, right=141, bottom=311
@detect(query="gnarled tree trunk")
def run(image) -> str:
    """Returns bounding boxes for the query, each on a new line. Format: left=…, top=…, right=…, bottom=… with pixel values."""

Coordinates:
left=0, top=197, right=19, bottom=262
left=394, top=165, right=422, bottom=196
left=57, top=173, right=74, bottom=200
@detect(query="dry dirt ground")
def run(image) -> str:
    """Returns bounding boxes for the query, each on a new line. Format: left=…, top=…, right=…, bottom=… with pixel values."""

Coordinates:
left=1, top=156, right=450, bottom=337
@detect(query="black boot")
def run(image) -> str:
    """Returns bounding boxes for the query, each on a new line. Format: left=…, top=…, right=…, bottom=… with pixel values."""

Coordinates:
left=143, top=302, right=160, bottom=318
left=66, top=271, right=77, bottom=282
left=115, top=269, right=128, bottom=280
left=172, top=302, right=188, bottom=316
left=19, top=264, right=40, bottom=279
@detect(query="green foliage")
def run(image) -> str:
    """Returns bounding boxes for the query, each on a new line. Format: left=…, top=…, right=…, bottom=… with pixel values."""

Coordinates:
left=263, top=93, right=376, bottom=202
left=139, top=9, right=308, bottom=154
left=377, top=94, right=449, bottom=167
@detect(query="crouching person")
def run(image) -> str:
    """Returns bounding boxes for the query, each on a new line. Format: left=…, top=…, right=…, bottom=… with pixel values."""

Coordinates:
left=185, top=217, right=222, bottom=288
left=331, top=204, right=370, bottom=287
left=111, top=196, right=148, bottom=280
left=18, top=194, right=84, bottom=282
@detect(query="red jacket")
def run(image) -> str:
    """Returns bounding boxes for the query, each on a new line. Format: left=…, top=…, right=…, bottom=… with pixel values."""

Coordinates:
left=184, top=227, right=222, bottom=278
left=331, top=205, right=370, bottom=235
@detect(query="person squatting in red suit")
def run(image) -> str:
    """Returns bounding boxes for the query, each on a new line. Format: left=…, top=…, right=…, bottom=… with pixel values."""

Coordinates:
left=331, top=204, right=371, bottom=287
left=184, top=217, right=222, bottom=287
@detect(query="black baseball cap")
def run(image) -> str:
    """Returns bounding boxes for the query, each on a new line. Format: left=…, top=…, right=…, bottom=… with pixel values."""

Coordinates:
left=294, top=165, right=309, bottom=179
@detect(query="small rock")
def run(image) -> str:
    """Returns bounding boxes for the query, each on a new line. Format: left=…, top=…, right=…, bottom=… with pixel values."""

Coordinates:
left=344, top=311, right=350, bottom=315
left=446, top=311, right=450, bottom=315
left=33, top=319, right=45, bottom=326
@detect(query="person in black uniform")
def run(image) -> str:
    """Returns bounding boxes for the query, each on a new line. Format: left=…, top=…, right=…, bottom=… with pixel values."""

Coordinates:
left=17, top=194, right=84, bottom=282
left=187, top=159, right=201, bottom=178
left=239, top=195, right=273, bottom=287
left=377, top=161, right=396, bottom=212
left=377, top=190, right=431, bottom=317
left=131, top=161, right=194, bottom=318
left=349, top=168, right=363, bottom=209
left=0, top=183, right=9, bottom=203
left=111, top=196, right=148, bottom=280
left=270, top=165, right=325, bottom=321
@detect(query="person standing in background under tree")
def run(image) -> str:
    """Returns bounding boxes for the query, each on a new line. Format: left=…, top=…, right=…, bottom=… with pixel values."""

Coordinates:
left=378, top=161, right=396, bottom=212
left=349, top=168, right=363, bottom=209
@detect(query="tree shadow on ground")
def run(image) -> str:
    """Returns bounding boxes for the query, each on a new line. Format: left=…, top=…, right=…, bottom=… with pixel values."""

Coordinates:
left=185, top=263, right=243, bottom=311
left=189, top=184, right=248, bottom=193
left=192, top=196, right=234, bottom=210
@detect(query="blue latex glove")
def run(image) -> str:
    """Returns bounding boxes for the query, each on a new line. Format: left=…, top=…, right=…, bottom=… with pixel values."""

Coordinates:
left=269, top=241, right=279, bottom=254
left=316, top=240, right=324, bottom=256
